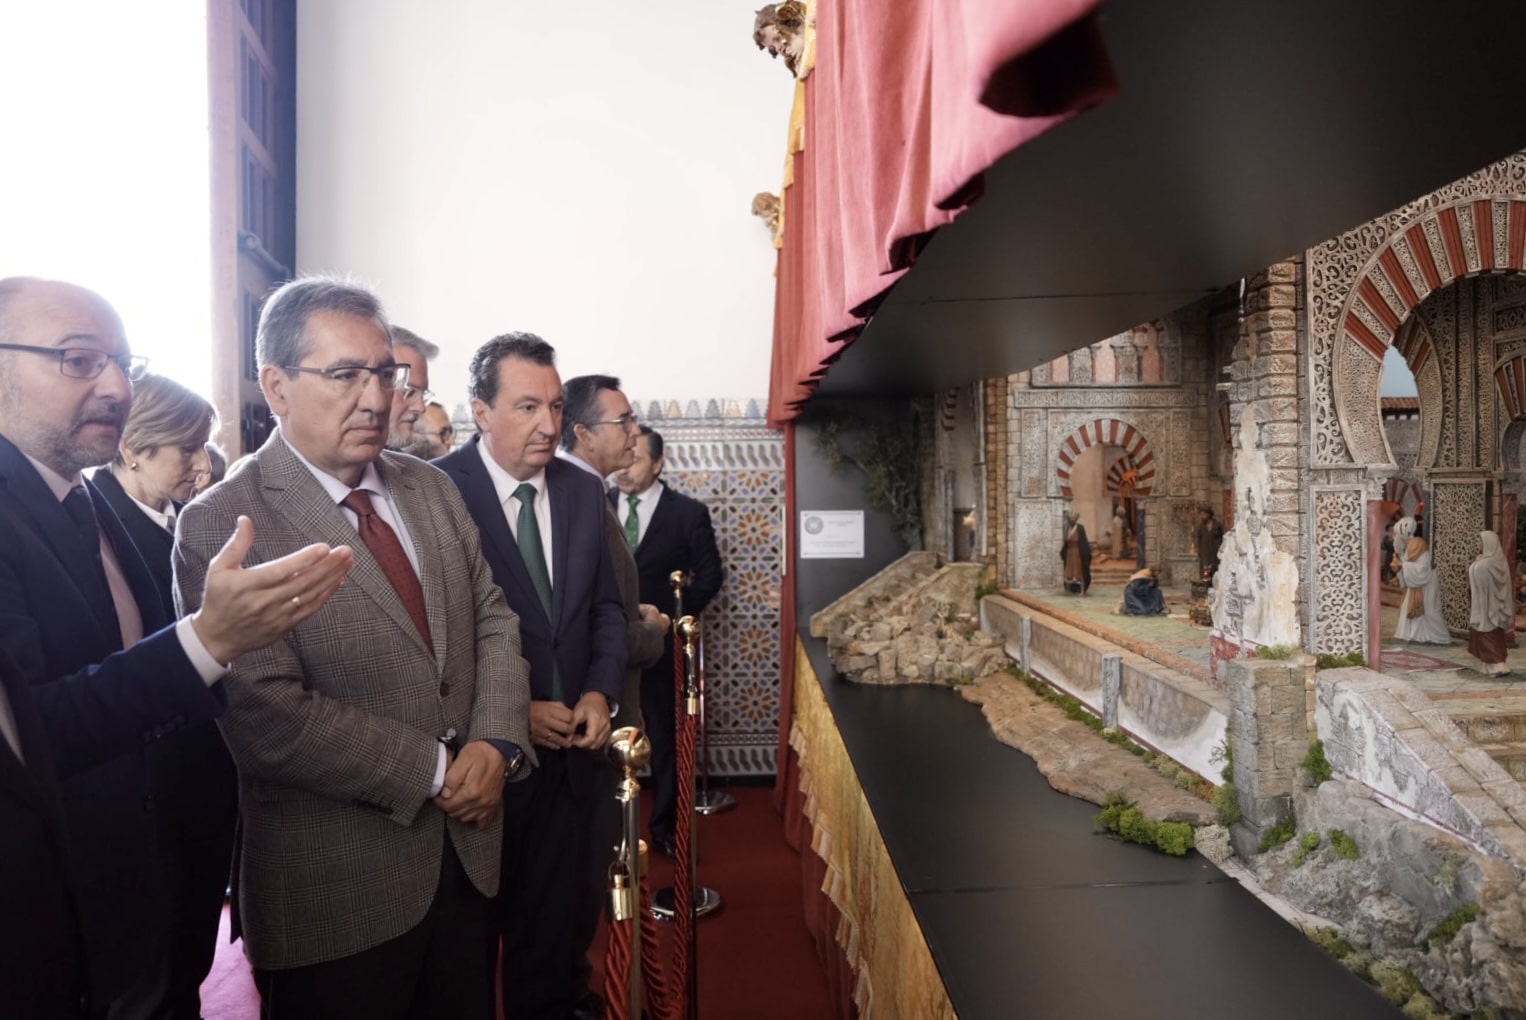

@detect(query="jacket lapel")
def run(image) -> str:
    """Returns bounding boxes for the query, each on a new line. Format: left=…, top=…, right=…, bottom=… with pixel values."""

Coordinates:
left=547, top=463, right=571, bottom=631
left=88, top=479, right=170, bottom=633
left=257, top=433, right=432, bottom=658
left=0, top=437, right=121, bottom=645
left=454, top=441, right=551, bottom=632
left=637, top=483, right=674, bottom=558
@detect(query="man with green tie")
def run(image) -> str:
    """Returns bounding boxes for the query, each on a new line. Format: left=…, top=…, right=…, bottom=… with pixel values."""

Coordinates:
left=434, top=334, right=627, bottom=1020
left=614, top=425, right=724, bottom=857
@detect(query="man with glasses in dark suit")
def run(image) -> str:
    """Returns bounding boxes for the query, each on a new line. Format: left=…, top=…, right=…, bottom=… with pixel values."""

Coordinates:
left=0, top=276, right=353, bottom=1016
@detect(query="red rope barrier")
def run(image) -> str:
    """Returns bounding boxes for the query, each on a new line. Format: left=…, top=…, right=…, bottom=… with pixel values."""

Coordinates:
left=603, top=903, right=633, bottom=1020
left=640, top=865, right=675, bottom=1020
left=671, top=627, right=697, bottom=1020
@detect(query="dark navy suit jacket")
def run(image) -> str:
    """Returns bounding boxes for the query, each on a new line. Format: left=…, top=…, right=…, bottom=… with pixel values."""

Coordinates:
left=620, top=480, right=724, bottom=672
left=0, top=434, right=218, bottom=1005
left=435, top=440, right=627, bottom=712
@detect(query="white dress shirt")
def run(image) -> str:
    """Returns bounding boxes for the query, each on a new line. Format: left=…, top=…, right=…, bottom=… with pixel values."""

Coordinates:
left=129, top=491, right=176, bottom=534
left=282, top=437, right=421, bottom=575
left=623, top=480, right=664, bottom=546
left=479, top=441, right=553, bottom=586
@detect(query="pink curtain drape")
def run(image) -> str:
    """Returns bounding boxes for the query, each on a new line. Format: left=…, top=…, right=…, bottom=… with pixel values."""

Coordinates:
left=767, top=0, right=1116, bottom=426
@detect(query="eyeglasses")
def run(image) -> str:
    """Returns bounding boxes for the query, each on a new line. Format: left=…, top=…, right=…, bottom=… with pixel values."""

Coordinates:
left=418, top=426, right=454, bottom=440
left=0, top=343, right=150, bottom=381
left=282, top=362, right=410, bottom=392
left=399, top=384, right=434, bottom=404
left=587, top=412, right=640, bottom=431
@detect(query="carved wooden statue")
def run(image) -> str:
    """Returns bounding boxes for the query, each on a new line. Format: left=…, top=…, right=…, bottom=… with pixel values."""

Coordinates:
left=753, top=2, right=808, bottom=77
left=751, top=192, right=781, bottom=233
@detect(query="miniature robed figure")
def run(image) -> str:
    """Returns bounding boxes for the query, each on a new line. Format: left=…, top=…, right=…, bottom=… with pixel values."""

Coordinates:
left=1467, top=530, right=1512, bottom=675
left=1118, top=568, right=1168, bottom=616
left=1060, top=511, right=1091, bottom=595
left=1392, top=516, right=1449, bottom=644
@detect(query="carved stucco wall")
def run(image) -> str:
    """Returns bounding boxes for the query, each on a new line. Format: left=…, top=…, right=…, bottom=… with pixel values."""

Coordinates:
left=1310, top=153, right=1526, bottom=471
left=1306, top=150, right=1526, bottom=652
left=1002, top=304, right=1218, bottom=589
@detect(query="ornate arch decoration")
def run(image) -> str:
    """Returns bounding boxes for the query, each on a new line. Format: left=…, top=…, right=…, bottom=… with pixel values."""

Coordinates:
left=1333, top=196, right=1526, bottom=466
left=1056, top=418, right=1154, bottom=499
left=1495, top=352, right=1526, bottom=424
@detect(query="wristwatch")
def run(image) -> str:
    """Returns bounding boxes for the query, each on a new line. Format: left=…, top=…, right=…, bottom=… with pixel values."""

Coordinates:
left=502, top=743, right=528, bottom=780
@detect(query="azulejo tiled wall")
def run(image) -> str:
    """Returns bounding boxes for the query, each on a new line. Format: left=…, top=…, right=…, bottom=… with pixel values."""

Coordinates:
left=635, top=399, right=784, bottom=777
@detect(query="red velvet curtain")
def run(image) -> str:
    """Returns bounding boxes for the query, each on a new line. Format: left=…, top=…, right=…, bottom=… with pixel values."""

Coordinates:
left=766, top=0, right=1116, bottom=427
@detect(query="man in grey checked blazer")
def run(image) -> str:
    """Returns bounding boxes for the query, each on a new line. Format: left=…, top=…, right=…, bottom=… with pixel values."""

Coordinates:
left=174, top=278, right=532, bottom=1018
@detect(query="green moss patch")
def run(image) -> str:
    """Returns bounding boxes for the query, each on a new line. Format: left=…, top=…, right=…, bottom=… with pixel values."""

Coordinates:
left=1094, top=794, right=1195, bottom=857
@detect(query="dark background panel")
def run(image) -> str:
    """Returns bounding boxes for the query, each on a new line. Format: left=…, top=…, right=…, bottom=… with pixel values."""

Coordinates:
left=818, top=0, right=1526, bottom=397
left=792, top=406, right=912, bottom=620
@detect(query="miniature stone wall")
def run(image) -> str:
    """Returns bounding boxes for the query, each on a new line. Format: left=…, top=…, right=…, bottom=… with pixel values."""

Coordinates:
left=1224, top=655, right=1310, bottom=857
left=808, top=551, right=939, bottom=639
left=815, top=556, right=1003, bottom=685
left=999, top=305, right=1222, bottom=592
left=1211, top=264, right=1305, bottom=665
left=1317, top=667, right=1526, bottom=866
left=1246, top=780, right=1526, bottom=1017
left=983, top=375, right=1009, bottom=581
left=981, top=593, right=1228, bottom=779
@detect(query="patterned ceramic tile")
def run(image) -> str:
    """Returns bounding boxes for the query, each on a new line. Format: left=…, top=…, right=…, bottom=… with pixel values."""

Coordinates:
left=634, top=401, right=784, bottom=776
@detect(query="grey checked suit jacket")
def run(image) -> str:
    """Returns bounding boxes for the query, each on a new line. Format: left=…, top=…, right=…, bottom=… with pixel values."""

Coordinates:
left=173, top=431, right=532, bottom=970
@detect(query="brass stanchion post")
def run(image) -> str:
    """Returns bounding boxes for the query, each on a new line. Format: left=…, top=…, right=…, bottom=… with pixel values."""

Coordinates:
left=607, top=727, right=651, bottom=1020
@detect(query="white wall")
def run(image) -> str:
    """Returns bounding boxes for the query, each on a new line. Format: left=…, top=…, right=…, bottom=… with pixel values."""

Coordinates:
left=297, top=0, right=793, bottom=415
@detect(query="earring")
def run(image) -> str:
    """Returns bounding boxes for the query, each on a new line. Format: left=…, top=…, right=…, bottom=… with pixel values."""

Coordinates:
left=129, top=462, right=139, bottom=470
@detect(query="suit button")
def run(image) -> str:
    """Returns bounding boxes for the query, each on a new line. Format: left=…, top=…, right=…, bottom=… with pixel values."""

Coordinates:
left=439, top=682, right=451, bottom=697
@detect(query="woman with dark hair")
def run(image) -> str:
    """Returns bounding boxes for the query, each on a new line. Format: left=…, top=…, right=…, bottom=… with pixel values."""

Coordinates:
left=92, top=374, right=237, bottom=1018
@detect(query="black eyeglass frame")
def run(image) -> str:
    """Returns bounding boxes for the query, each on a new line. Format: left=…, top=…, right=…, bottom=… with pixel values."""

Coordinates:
left=279, top=362, right=411, bottom=390
left=0, top=342, right=150, bottom=381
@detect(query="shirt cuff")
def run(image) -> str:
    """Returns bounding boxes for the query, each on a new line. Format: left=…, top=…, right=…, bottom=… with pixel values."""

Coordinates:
left=428, top=742, right=448, bottom=798
left=175, top=618, right=228, bottom=686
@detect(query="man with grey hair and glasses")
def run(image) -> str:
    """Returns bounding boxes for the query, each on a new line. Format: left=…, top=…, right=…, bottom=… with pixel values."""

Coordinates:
left=387, top=325, right=438, bottom=452
left=0, top=276, right=355, bottom=1016
left=173, top=275, right=532, bottom=1018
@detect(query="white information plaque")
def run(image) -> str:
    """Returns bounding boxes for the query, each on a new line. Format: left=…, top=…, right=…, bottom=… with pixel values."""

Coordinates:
left=798, top=510, right=865, bottom=559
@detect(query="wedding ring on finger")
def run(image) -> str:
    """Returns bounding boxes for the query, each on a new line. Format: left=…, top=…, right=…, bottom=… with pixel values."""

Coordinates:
left=291, top=594, right=302, bottom=609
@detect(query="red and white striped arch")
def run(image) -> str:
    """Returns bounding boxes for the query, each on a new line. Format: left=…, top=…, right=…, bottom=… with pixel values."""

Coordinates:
left=1056, top=418, right=1154, bottom=500
left=1342, top=197, right=1526, bottom=367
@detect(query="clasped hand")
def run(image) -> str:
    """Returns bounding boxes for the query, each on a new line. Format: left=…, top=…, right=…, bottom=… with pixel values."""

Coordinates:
left=433, top=741, right=506, bottom=828
left=529, top=692, right=611, bottom=751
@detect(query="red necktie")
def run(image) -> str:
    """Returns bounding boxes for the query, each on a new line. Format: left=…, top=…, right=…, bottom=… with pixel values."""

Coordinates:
left=341, top=490, right=433, bottom=655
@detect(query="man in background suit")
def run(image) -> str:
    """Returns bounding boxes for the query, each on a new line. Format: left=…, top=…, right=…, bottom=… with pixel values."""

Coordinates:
left=557, top=374, right=669, bottom=1018
left=0, top=276, right=353, bottom=1015
left=435, top=335, right=627, bottom=1020
left=174, top=278, right=531, bottom=1019
left=386, top=325, right=437, bottom=453
left=615, top=426, right=723, bottom=854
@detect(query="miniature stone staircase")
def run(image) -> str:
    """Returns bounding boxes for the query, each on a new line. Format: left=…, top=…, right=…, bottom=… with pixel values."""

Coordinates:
left=1447, top=696, right=1526, bottom=782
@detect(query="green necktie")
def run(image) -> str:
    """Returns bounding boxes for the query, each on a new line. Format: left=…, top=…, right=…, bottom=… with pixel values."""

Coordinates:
left=624, top=494, right=641, bottom=549
left=514, top=482, right=562, bottom=701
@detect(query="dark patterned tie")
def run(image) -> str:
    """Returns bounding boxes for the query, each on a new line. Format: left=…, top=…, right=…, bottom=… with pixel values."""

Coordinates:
left=341, top=490, right=433, bottom=655
left=513, top=482, right=562, bottom=701
left=62, top=485, right=122, bottom=643
left=624, top=494, right=640, bottom=549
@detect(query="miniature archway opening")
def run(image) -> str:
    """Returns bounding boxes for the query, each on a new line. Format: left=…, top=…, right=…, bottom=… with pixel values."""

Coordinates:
left=1328, top=198, right=1526, bottom=669
left=1056, top=418, right=1155, bottom=554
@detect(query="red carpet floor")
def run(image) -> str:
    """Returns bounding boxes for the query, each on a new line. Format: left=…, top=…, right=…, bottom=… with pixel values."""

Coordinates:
left=199, top=785, right=835, bottom=1019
